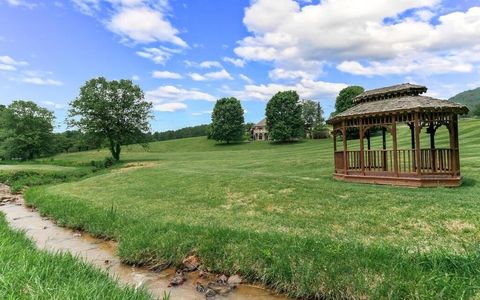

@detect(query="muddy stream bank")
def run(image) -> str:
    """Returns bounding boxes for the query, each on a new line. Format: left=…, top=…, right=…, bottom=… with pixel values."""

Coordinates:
left=0, top=184, right=289, bottom=300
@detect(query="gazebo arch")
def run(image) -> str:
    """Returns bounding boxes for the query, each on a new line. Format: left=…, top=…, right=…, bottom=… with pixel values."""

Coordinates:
left=327, top=83, right=469, bottom=187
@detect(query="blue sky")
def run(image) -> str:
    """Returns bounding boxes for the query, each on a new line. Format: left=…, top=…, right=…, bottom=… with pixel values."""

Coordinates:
left=1, top=0, right=479, bottom=132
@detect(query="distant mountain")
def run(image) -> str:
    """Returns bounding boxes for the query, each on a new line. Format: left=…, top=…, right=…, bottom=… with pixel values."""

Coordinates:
left=449, top=87, right=480, bottom=115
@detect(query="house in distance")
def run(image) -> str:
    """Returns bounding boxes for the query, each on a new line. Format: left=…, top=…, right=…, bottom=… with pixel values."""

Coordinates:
left=327, top=83, right=469, bottom=187
left=251, top=118, right=269, bottom=141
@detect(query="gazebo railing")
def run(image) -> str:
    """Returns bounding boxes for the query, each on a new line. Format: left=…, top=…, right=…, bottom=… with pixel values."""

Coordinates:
left=338, top=148, right=453, bottom=175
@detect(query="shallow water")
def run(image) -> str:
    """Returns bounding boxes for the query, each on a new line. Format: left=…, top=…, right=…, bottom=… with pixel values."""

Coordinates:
left=0, top=184, right=288, bottom=300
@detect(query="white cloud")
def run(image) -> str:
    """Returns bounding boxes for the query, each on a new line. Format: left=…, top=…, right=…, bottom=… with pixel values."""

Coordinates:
left=0, top=55, right=28, bottom=67
left=235, top=0, right=480, bottom=77
left=0, top=64, right=16, bottom=71
left=153, top=102, right=187, bottom=112
left=132, top=74, right=140, bottom=81
left=136, top=46, right=180, bottom=64
left=223, top=57, right=245, bottom=67
left=199, top=61, right=222, bottom=68
left=191, top=110, right=212, bottom=116
left=188, top=73, right=206, bottom=81
left=146, top=85, right=216, bottom=103
left=269, top=68, right=313, bottom=80
left=152, top=70, right=182, bottom=79
left=235, top=78, right=347, bottom=101
left=107, top=6, right=187, bottom=47
left=41, top=100, right=66, bottom=109
left=189, top=69, right=233, bottom=81
left=5, top=0, right=37, bottom=8
left=239, top=74, right=253, bottom=84
left=22, top=77, right=63, bottom=86
left=184, top=60, right=223, bottom=69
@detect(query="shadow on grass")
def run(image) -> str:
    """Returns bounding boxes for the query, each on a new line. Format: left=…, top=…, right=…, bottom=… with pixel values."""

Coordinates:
left=461, top=177, right=477, bottom=187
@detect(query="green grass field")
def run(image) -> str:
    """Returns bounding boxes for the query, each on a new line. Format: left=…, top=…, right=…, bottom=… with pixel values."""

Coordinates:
left=0, top=213, right=150, bottom=300
left=4, top=118, right=480, bottom=299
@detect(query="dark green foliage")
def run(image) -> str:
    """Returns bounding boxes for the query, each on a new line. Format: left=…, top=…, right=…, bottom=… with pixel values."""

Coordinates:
left=448, top=87, right=480, bottom=115
left=473, top=104, right=480, bottom=117
left=0, top=169, right=90, bottom=193
left=302, top=99, right=326, bottom=139
left=210, top=97, right=245, bottom=143
left=68, top=77, right=153, bottom=161
left=152, top=124, right=210, bottom=141
left=52, top=130, right=102, bottom=154
left=0, top=101, right=55, bottom=160
left=90, top=157, right=116, bottom=169
left=266, top=91, right=304, bottom=142
left=333, top=86, right=364, bottom=116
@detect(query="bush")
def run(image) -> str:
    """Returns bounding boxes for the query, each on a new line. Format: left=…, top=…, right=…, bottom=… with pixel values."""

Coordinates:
left=90, top=157, right=116, bottom=170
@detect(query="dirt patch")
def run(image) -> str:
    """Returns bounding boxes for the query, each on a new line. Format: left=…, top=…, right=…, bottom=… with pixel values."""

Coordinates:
left=113, top=162, right=157, bottom=173
left=444, top=220, right=476, bottom=232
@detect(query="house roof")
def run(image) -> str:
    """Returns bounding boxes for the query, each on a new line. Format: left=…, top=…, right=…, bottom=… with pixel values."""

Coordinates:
left=328, top=95, right=468, bottom=124
left=353, top=83, right=427, bottom=104
left=254, top=118, right=266, bottom=127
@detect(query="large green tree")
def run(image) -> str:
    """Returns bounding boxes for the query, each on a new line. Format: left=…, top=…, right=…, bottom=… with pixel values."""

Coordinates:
left=210, top=97, right=245, bottom=143
left=68, top=77, right=152, bottom=161
left=302, top=99, right=325, bottom=138
left=333, top=86, right=364, bottom=116
left=266, top=91, right=304, bottom=142
left=0, top=100, right=55, bottom=160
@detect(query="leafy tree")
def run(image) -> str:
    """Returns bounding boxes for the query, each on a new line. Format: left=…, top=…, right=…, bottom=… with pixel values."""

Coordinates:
left=302, top=99, right=325, bottom=138
left=210, top=97, right=245, bottom=143
left=473, top=104, right=480, bottom=117
left=68, top=77, right=152, bottom=161
left=0, top=100, right=55, bottom=160
left=266, top=91, right=304, bottom=142
left=333, top=86, right=364, bottom=116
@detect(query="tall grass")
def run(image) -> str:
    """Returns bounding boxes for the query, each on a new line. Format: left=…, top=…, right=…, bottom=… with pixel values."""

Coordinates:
left=0, top=213, right=150, bottom=299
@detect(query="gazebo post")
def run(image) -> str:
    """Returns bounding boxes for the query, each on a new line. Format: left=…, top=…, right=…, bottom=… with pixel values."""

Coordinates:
left=429, top=121, right=436, bottom=172
left=359, top=119, right=365, bottom=175
left=409, top=123, right=416, bottom=171
left=382, top=126, right=387, bottom=171
left=449, top=114, right=459, bottom=177
left=392, top=115, right=399, bottom=176
left=342, top=121, right=347, bottom=175
left=414, top=113, right=422, bottom=175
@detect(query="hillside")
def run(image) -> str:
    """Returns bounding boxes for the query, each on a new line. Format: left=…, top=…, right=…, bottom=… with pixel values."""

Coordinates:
left=11, top=118, right=480, bottom=299
left=449, top=87, right=480, bottom=115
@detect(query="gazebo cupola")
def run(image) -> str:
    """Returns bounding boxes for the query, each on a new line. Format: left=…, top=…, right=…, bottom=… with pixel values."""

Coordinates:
left=327, top=83, right=469, bottom=187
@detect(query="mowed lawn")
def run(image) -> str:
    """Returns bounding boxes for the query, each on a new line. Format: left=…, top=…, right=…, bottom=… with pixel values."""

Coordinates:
left=25, top=118, right=480, bottom=299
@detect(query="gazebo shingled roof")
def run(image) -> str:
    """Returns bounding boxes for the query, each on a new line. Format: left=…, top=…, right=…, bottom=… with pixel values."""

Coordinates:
left=353, top=83, right=427, bottom=103
left=326, top=83, right=469, bottom=187
left=328, top=95, right=469, bottom=123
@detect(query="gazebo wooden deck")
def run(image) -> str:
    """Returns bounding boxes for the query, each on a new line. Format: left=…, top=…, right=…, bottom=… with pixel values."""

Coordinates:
left=327, top=83, right=469, bottom=187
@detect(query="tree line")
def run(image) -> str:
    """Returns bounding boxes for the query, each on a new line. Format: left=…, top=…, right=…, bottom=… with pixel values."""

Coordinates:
left=0, top=75, right=367, bottom=161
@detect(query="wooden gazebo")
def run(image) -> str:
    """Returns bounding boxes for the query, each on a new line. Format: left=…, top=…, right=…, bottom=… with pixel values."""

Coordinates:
left=327, top=83, right=469, bottom=187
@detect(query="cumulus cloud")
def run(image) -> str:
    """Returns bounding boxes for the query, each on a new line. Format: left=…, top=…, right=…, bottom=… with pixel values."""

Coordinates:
left=136, top=46, right=180, bottom=64
left=153, top=102, right=187, bottom=112
left=233, top=79, right=347, bottom=101
left=4, top=0, right=37, bottom=8
left=22, top=77, right=63, bottom=86
left=239, top=74, right=253, bottom=84
left=223, top=57, right=245, bottom=67
left=0, top=55, right=28, bottom=69
left=188, top=69, right=233, bottom=81
left=108, top=6, right=187, bottom=47
left=235, top=0, right=480, bottom=77
left=72, top=0, right=187, bottom=60
left=198, top=61, right=222, bottom=68
left=152, top=70, right=182, bottom=79
left=146, top=85, right=216, bottom=104
left=191, top=110, right=212, bottom=116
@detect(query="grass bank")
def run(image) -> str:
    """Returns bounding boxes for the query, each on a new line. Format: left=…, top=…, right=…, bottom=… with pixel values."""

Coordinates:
left=24, top=118, right=480, bottom=299
left=0, top=213, right=150, bottom=299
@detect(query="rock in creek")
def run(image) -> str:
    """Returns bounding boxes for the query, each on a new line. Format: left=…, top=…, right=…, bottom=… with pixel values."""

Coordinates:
left=217, top=274, right=228, bottom=284
left=207, top=281, right=233, bottom=296
left=181, top=255, right=200, bottom=272
left=227, top=274, right=243, bottom=285
left=168, top=270, right=186, bottom=287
